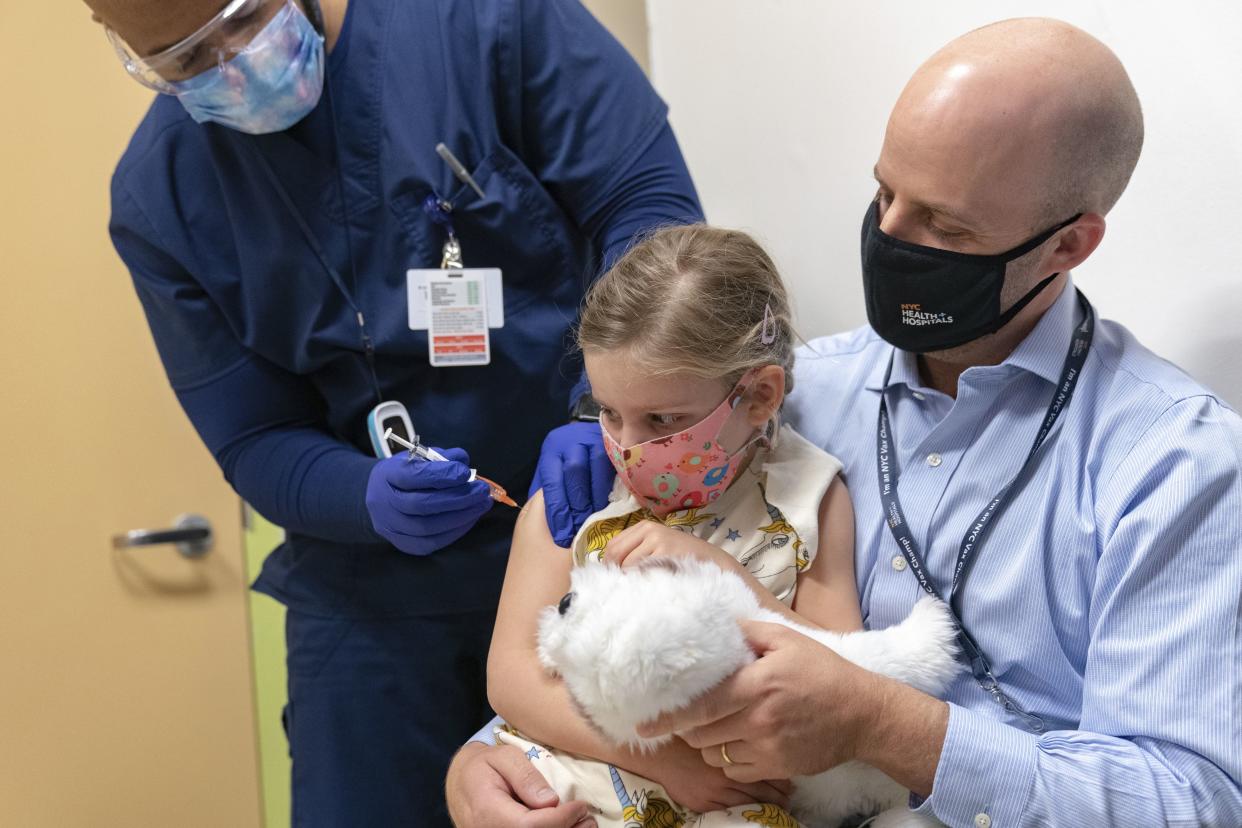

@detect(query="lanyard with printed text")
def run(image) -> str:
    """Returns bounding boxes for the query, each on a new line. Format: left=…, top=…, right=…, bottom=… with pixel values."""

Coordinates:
left=876, top=289, right=1094, bottom=733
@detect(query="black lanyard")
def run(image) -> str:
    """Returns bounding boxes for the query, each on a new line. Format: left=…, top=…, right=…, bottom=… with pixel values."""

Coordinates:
left=249, top=64, right=387, bottom=408
left=876, top=289, right=1094, bottom=733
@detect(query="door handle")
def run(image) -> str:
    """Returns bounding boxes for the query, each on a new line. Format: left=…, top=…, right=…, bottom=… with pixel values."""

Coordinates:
left=111, top=514, right=213, bottom=559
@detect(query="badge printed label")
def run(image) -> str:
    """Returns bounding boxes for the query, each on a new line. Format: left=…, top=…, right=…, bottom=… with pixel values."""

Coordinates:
left=427, top=270, right=490, bottom=367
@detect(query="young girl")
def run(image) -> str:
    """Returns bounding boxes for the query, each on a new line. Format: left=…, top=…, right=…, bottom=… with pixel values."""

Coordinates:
left=487, top=225, right=860, bottom=826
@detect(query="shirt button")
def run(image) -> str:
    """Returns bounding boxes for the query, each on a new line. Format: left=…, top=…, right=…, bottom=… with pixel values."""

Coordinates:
left=891, top=555, right=907, bottom=572
left=974, top=813, right=992, bottom=828
left=912, top=391, right=926, bottom=400
left=926, top=452, right=943, bottom=467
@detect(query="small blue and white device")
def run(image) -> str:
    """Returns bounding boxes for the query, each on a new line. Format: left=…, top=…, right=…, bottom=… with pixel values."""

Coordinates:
left=367, top=400, right=417, bottom=458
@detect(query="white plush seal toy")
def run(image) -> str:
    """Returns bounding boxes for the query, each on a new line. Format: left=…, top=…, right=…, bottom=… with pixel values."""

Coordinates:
left=537, top=558, right=959, bottom=828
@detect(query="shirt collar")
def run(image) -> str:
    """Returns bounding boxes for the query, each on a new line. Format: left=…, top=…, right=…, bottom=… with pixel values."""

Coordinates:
left=864, top=276, right=1079, bottom=392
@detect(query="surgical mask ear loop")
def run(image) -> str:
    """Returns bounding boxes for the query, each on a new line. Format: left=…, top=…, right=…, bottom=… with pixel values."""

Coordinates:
left=711, top=375, right=779, bottom=474
left=716, top=371, right=772, bottom=455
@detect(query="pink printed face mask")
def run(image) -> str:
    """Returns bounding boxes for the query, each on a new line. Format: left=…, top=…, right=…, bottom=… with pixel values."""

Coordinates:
left=601, top=373, right=771, bottom=516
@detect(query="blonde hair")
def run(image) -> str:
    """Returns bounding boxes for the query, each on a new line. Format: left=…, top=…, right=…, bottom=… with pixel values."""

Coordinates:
left=577, top=225, right=797, bottom=392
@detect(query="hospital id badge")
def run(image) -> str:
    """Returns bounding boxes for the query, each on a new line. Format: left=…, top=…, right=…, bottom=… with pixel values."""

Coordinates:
left=424, top=269, right=491, bottom=367
left=407, top=268, right=504, bottom=329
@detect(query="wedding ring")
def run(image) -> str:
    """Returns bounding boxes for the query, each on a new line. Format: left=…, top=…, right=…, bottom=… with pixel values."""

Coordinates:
left=720, top=742, right=735, bottom=766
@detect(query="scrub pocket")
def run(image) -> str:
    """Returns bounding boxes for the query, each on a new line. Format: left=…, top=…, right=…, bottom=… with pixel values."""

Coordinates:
left=285, top=611, right=356, bottom=681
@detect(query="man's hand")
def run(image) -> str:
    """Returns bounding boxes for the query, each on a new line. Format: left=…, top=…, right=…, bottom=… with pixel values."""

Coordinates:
left=638, top=619, right=885, bottom=783
left=445, top=743, right=596, bottom=828
left=639, top=736, right=792, bottom=814
left=602, top=521, right=742, bottom=573
left=530, top=422, right=615, bottom=547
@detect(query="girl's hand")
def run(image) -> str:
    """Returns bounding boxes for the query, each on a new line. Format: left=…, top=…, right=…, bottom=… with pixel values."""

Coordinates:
left=635, top=735, right=791, bottom=814
left=603, top=521, right=741, bottom=573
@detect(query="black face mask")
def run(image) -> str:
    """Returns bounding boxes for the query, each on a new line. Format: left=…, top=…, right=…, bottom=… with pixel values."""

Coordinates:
left=861, top=201, right=1081, bottom=353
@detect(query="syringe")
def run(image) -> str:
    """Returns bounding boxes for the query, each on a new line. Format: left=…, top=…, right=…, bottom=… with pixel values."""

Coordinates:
left=382, top=428, right=518, bottom=508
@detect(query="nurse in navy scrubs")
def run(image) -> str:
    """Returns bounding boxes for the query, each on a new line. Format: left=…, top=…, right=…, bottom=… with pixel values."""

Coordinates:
left=85, top=0, right=701, bottom=822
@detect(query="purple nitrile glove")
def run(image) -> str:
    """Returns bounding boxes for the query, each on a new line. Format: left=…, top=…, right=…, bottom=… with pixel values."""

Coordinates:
left=366, top=447, right=493, bottom=556
left=529, top=421, right=616, bottom=547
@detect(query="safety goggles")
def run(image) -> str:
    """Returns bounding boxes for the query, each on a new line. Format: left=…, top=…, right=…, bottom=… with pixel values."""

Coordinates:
left=106, top=0, right=292, bottom=93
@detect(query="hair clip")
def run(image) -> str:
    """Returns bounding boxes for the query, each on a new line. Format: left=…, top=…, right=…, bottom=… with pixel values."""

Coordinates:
left=760, top=302, right=778, bottom=345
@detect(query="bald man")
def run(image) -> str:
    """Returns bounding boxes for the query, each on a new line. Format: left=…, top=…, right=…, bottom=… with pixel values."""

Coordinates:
left=448, top=18, right=1242, bottom=828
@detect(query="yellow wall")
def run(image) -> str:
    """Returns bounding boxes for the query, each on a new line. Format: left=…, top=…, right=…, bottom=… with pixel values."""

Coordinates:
left=584, top=0, right=650, bottom=72
left=0, top=5, right=261, bottom=824
left=245, top=510, right=292, bottom=828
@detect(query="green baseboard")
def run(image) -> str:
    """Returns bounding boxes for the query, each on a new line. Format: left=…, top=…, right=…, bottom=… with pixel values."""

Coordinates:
left=243, top=506, right=291, bottom=828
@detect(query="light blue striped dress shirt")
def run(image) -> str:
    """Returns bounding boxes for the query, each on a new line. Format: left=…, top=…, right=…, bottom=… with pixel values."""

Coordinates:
left=787, top=280, right=1242, bottom=827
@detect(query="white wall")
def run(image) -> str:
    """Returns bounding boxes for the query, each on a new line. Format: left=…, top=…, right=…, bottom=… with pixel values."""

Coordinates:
left=648, top=0, right=1242, bottom=405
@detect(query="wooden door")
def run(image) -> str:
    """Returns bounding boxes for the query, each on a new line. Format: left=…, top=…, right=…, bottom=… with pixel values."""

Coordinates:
left=0, top=4, right=261, bottom=826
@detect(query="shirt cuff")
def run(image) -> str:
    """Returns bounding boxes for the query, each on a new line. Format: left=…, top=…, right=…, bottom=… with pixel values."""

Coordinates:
left=468, top=714, right=505, bottom=746
left=913, top=702, right=1039, bottom=828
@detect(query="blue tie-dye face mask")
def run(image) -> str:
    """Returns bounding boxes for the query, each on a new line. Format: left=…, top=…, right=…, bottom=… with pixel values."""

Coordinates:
left=171, top=1, right=325, bottom=134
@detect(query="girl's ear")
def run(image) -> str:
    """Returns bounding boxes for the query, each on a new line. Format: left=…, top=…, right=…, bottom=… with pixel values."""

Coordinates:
left=745, top=365, right=785, bottom=427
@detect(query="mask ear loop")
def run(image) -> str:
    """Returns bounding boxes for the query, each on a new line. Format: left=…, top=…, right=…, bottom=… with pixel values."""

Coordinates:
left=720, top=368, right=777, bottom=454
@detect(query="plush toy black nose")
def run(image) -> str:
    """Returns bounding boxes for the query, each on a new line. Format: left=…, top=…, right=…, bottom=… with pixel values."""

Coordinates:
left=557, top=592, right=575, bottom=616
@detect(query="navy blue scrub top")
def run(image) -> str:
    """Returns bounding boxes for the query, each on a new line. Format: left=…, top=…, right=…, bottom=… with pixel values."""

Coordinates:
left=108, top=0, right=703, bottom=618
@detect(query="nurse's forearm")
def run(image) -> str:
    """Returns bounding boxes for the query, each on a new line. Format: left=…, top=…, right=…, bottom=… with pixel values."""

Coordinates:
left=173, top=353, right=380, bottom=543
left=216, top=426, right=378, bottom=543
